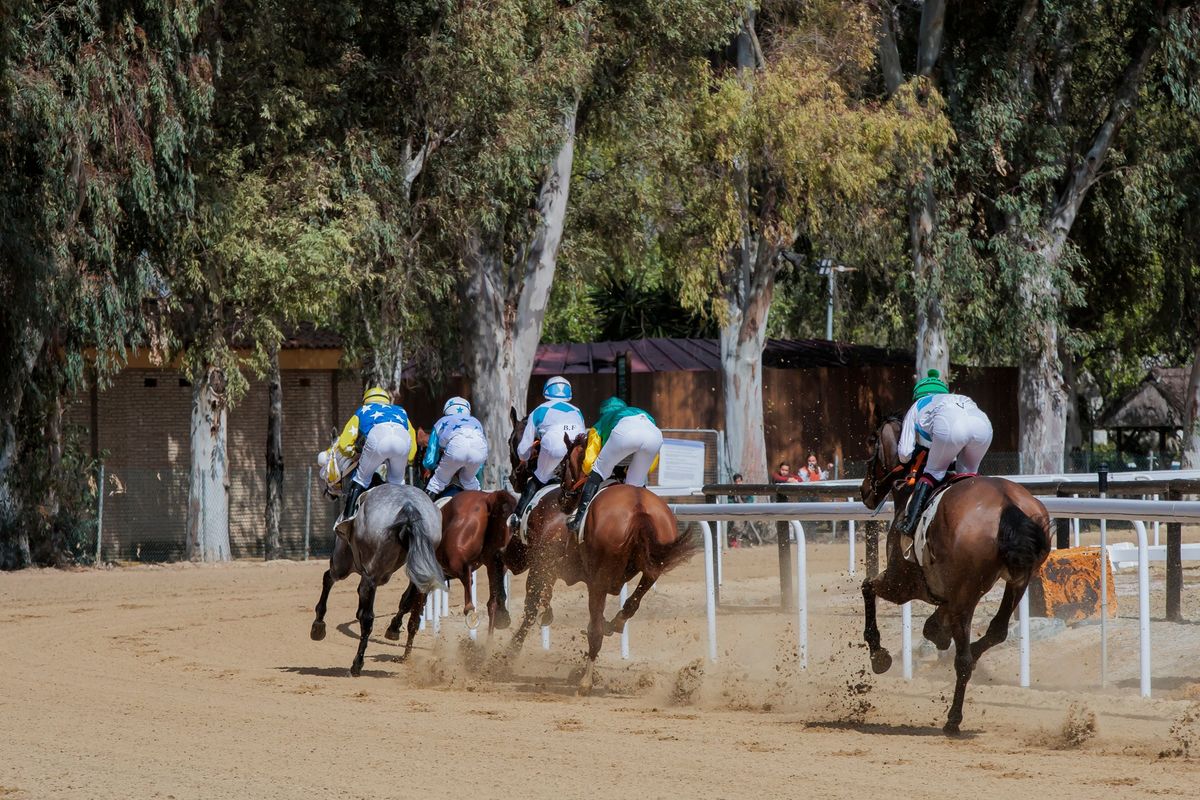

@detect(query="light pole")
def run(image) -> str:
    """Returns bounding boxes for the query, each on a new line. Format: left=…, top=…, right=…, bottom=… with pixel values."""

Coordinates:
left=816, top=258, right=856, bottom=341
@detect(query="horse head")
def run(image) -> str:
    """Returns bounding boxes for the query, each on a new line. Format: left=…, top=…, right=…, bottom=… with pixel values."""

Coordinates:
left=555, top=432, right=590, bottom=513
left=860, top=415, right=903, bottom=509
left=316, top=431, right=357, bottom=499
left=508, top=406, right=535, bottom=492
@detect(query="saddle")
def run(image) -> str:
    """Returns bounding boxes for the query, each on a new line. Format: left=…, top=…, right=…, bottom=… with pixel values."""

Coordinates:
left=516, top=482, right=562, bottom=543
left=902, top=473, right=977, bottom=566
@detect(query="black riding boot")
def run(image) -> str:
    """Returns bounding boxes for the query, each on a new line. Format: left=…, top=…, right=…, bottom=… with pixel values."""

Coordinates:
left=898, top=479, right=934, bottom=536
left=341, top=481, right=367, bottom=521
left=426, top=486, right=441, bottom=502
left=567, top=473, right=604, bottom=534
left=509, top=475, right=544, bottom=530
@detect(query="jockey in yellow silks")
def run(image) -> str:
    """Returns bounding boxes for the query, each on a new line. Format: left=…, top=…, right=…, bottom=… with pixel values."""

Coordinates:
left=569, top=397, right=661, bottom=533
left=334, top=386, right=416, bottom=519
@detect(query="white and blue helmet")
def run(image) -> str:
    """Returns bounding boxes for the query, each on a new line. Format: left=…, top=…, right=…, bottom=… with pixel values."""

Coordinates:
left=443, top=396, right=471, bottom=416
left=543, top=376, right=572, bottom=400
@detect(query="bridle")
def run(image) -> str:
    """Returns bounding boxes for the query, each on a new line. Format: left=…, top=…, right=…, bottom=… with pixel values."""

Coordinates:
left=865, top=420, right=905, bottom=500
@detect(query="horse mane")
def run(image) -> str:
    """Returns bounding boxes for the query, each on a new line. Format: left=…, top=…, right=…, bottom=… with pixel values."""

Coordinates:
left=552, top=432, right=589, bottom=484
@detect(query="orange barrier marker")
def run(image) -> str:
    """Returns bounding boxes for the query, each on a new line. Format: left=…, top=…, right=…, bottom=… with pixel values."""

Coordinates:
left=1027, top=546, right=1117, bottom=623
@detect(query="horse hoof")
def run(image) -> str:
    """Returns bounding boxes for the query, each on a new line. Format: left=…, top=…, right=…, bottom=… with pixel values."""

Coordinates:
left=466, top=609, right=480, bottom=630
left=539, top=608, right=555, bottom=626
left=494, top=610, right=512, bottom=630
left=310, top=620, right=326, bottom=641
left=350, top=659, right=363, bottom=677
left=870, top=649, right=893, bottom=674
left=943, top=720, right=962, bottom=737
left=384, top=627, right=400, bottom=641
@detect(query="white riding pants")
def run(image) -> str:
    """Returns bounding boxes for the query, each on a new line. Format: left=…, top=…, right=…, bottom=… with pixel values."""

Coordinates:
left=924, top=408, right=993, bottom=481
left=534, top=423, right=583, bottom=484
left=354, top=422, right=411, bottom=488
left=426, top=429, right=489, bottom=493
left=591, top=415, right=663, bottom=487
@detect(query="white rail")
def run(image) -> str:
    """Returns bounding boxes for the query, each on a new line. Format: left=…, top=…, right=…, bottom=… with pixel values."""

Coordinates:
left=670, top=498, right=1200, bottom=699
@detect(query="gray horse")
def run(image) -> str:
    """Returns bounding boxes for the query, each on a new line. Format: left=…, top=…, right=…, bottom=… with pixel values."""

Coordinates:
left=311, top=450, right=444, bottom=675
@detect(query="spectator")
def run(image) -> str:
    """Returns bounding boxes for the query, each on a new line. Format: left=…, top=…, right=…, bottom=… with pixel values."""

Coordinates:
left=772, top=462, right=800, bottom=483
left=800, top=454, right=824, bottom=482
left=825, top=461, right=836, bottom=479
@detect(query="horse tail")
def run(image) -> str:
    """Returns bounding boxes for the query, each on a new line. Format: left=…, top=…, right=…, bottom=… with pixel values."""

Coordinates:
left=636, top=509, right=696, bottom=575
left=996, top=504, right=1050, bottom=579
left=390, top=500, right=444, bottom=593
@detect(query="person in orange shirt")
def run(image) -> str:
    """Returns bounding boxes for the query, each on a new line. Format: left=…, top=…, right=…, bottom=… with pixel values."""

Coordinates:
left=800, top=454, right=824, bottom=482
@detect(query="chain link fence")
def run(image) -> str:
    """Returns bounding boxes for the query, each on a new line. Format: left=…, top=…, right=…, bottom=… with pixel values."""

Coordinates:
left=96, top=465, right=341, bottom=563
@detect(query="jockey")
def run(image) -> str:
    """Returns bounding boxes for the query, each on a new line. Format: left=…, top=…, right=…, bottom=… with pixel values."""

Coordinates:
left=422, top=396, right=488, bottom=499
left=336, top=386, right=416, bottom=520
left=896, top=369, right=993, bottom=536
left=510, top=376, right=586, bottom=528
left=568, top=396, right=662, bottom=533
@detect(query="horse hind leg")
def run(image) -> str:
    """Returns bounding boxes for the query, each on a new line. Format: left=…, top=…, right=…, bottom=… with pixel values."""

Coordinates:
left=579, top=581, right=608, bottom=695
left=351, top=575, right=378, bottom=677
left=460, top=569, right=480, bottom=631
left=922, top=607, right=952, bottom=651
left=402, top=590, right=425, bottom=662
left=486, top=552, right=510, bottom=633
left=861, top=578, right=892, bottom=674
left=970, top=581, right=1023, bottom=663
left=945, top=610, right=977, bottom=735
left=606, top=573, right=655, bottom=636
left=386, top=584, right=416, bottom=641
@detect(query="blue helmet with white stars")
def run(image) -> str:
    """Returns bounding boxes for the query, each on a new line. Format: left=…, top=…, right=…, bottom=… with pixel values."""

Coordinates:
left=443, top=396, right=470, bottom=416
left=543, top=376, right=572, bottom=400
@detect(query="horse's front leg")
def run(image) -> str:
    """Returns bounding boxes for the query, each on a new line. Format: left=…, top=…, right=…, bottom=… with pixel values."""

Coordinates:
left=312, top=542, right=353, bottom=641
left=402, top=589, right=425, bottom=662
left=861, top=577, right=892, bottom=674
left=386, top=583, right=416, bottom=641
left=945, top=608, right=976, bottom=735
left=970, top=581, right=1022, bottom=663
left=350, top=575, right=378, bottom=677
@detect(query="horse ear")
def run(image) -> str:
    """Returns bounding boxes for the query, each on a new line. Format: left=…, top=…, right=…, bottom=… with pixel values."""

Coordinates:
left=510, top=406, right=518, bottom=425
left=564, top=431, right=573, bottom=449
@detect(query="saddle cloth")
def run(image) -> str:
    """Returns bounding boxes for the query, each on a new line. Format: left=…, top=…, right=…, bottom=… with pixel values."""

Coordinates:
left=517, top=483, right=562, bottom=543
left=572, top=480, right=620, bottom=544
left=434, top=496, right=454, bottom=511
left=903, top=473, right=977, bottom=566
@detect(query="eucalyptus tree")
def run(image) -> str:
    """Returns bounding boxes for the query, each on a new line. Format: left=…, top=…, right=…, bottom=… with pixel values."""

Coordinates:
left=0, top=1, right=213, bottom=567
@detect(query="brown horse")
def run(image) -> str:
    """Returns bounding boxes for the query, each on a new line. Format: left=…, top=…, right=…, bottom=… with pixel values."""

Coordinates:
left=859, top=415, right=1052, bottom=734
left=507, top=421, right=694, bottom=692
left=382, top=489, right=516, bottom=658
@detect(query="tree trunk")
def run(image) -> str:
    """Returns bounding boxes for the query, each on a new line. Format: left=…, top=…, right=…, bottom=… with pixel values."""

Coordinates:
left=462, top=106, right=577, bottom=489
left=1184, top=338, right=1200, bottom=469
left=45, top=392, right=67, bottom=565
left=720, top=297, right=769, bottom=484
left=187, top=364, right=231, bottom=561
left=1061, top=340, right=1084, bottom=457
left=1017, top=241, right=1067, bottom=474
left=264, top=347, right=283, bottom=560
left=0, top=325, right=42, bottom=569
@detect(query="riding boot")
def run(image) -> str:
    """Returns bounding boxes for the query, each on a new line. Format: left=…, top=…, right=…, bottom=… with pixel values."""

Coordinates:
left=508, top=475, right=544, bottom=530
left=341, top=481, right=367, bottom=521
left=567, top=472, right=604, bottom=534
left=426, top=487, right=441, bottom=502
left=898, top=478, right=935, bottom=537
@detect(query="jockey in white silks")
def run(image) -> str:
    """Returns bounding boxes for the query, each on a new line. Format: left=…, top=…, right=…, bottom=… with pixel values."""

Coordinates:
left=896, top=369, right=994, bottom=536
left=422, top=396, right=489, bottom=499
left=568, top=397, right=663, bottom=533
left=509, top=376, right=586, bottom=528
left=331, top=386, right=416, bottom=520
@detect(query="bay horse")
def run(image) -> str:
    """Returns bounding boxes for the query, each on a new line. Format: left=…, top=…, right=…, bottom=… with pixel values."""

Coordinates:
left=508, top=424, right=693, bottom=693
left=859, top=415, right=1051, bottom=733
left=383, top=489, right=516, bottom=658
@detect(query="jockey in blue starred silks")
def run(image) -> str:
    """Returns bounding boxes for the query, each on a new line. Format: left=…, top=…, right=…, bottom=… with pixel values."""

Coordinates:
left=335, top=386, right=416, bottom=520
left=422, top=396, right=489, bottom=500
left=896, top=369, right=994, bottom=537
left=509, top=376, right=586, bottom=530
left=568, top=396, right=662, bottom=533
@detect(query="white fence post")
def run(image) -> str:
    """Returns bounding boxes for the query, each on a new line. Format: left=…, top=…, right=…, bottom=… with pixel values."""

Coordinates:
left=1134, top=520, right=1151, bottom=698
left=901, top=602, right=912, bottom=680
left=620, top=582, right=630, bottom=660
left=789, top=521, right=807, bottom=670
left=700, top=521, right=718, bottom=663
left=1019, top=591, right=1030, bottom=687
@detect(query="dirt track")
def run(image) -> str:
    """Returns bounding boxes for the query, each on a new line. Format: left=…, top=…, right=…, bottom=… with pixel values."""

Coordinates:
left=2, top=542, right=1199, bottom=799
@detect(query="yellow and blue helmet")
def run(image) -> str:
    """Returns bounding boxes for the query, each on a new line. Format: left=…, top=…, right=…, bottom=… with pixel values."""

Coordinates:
left=544, top=376, right=572, bottom=400
left=363, top=386, right=391, bottom=405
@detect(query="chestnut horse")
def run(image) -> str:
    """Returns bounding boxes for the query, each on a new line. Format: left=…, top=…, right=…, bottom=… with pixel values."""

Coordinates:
left=859, top=415, right=1052, bottom=734
left=383, top=489, right=516, bottom=658
left=506, top=417, right=693, bottom=692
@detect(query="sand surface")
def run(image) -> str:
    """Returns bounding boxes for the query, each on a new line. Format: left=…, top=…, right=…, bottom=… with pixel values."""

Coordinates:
left=2, top=539, right=1199, bottom=799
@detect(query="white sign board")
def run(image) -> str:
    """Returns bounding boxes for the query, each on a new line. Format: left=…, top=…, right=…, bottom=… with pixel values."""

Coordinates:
left=657, top=438, right=706, bottom=487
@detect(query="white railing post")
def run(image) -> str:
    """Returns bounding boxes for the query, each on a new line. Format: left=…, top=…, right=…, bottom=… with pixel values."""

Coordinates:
left=700, top=521, right=718, bottom=663
left=469, top=571, right=478, bottom=641
left=847, top=497, right=856, bottom=576
left=620, top=582, right=630, bottom=660
left=1134, top=520, right=1151, bottom=698
left=789, top=521, right=807, bottom=670
left=901, top=602, right=912, bottom=680
left=1019, top=590, right=1030, bottom=687
left=541, top=624, right=551, bottom=651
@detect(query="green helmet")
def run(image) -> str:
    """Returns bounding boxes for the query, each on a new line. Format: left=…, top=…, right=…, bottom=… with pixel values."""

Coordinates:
left=912, top=369, right=950, bottom=400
